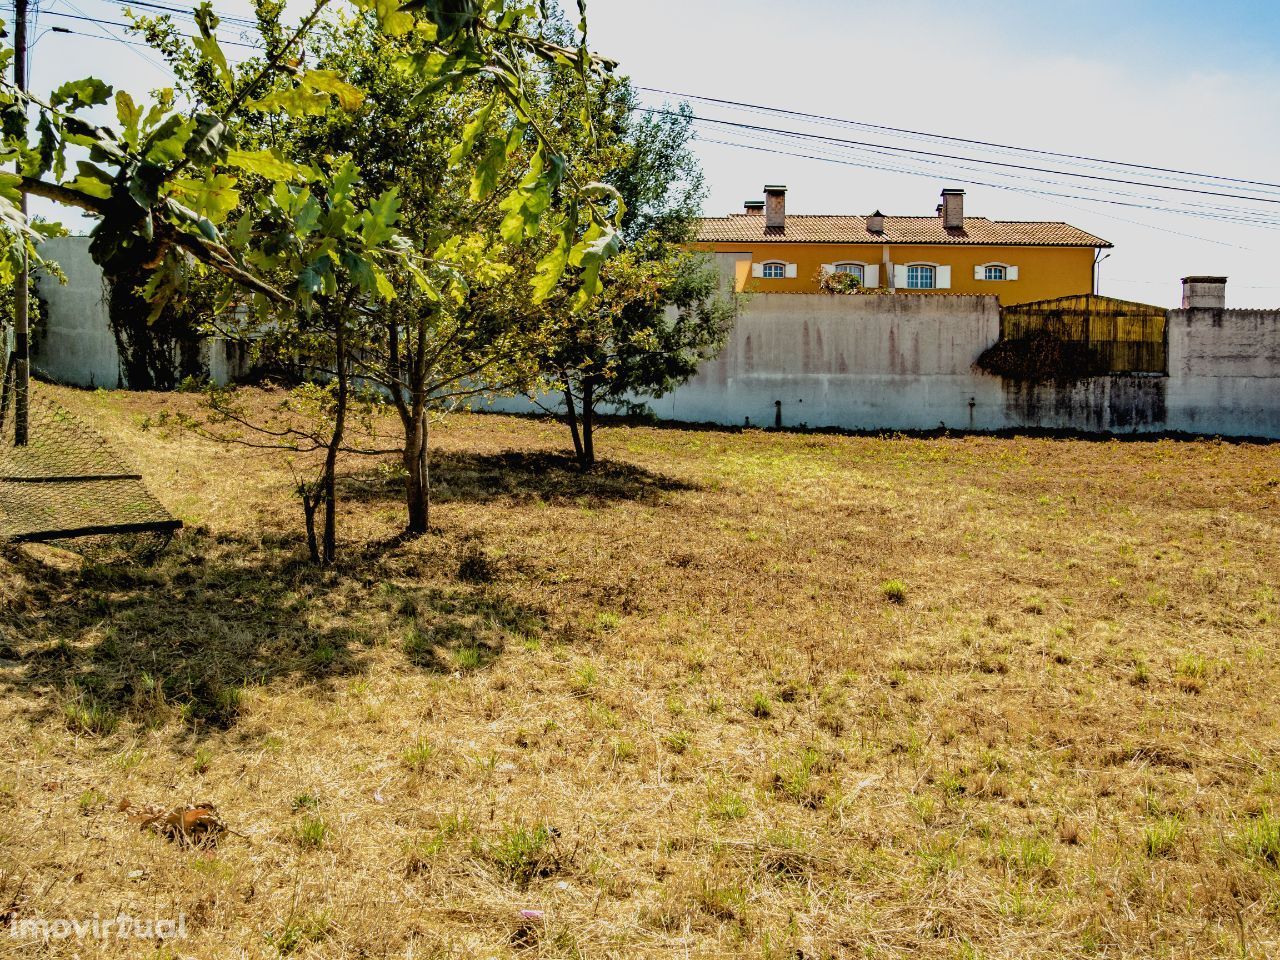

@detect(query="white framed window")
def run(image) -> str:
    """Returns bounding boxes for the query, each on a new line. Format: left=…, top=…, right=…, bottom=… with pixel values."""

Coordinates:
left=833, top=263, right=864, bottom=282
left=975, top=262, right=1019, bottom=281
left=762, top=261, right=786, bottom=279
left=906, top=264, right=936, bottom=289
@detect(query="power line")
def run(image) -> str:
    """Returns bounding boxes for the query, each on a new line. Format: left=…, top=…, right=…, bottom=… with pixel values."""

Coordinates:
left=710, top=120, right=1280, bottom=225
left=42, top=7, right=262, bottom=47
left=103, top=0, right=258, bottom=29
left=641, top=108, right=1280, bottom=207
left=637, top=85, right=1280, bottom=194
left=693, top=135, right=1265, bottom=247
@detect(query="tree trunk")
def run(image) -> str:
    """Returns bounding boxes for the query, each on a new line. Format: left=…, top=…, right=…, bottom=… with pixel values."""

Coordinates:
left=403, top=412, right=429, bottom=535
left=580, top=376, right=595, bottom=470
left=302, top=486, right=320, bottom=564
left=319, top=319, right=349, bottom=565
left=563, top=382, right=584, bottom=465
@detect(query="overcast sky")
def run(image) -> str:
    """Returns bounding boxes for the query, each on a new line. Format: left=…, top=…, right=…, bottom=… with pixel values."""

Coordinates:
left=20, top=0, right=1280, bottom=306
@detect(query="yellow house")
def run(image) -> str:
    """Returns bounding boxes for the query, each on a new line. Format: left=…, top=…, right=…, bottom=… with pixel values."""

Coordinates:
left=693, top=186, right=1110, bottom=305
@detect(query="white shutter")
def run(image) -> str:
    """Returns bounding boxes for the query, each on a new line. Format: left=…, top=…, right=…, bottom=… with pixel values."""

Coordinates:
left=863, top=264, right=879, bottom=288
left=937, top=265, right=952, bottom=289
left=819, top=263, right=834, bottom=275
left=751, top=262, right=763, bottom=278
left=1007, top=265, right=1019, bottom=281
left=974, top=265, right=985, bottom=280
left=893, top=265, right=907, bottom=289
left=785, top=263, right=798, bottom=279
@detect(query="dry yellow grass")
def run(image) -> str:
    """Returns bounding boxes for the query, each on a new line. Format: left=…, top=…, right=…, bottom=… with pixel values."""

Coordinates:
left=2, top=384, right=1279, bottom=959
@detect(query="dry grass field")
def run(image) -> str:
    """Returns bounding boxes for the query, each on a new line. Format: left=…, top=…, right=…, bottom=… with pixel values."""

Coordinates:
left=2, top=384, right=1280, bottom=959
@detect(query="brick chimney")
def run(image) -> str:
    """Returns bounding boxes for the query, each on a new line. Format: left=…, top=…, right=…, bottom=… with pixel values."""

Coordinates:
left=743, top=200, right=764, bottom=215
left=1182, top=276, right=1227, bottom=309
left=764, top=184, right=786, bottom=231
left=941, top=189, right=964, bottom=230
left=867, top=210, right=884, bottom=234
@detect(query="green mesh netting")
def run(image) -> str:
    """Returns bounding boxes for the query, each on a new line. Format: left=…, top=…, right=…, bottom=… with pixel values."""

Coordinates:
left=0, top=364, right=181, bottom=545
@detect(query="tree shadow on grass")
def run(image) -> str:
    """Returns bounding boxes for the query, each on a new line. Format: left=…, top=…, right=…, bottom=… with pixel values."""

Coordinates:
left=0, top=526, right=544, bottom=737
left=341, top=449, right=696, bottom=509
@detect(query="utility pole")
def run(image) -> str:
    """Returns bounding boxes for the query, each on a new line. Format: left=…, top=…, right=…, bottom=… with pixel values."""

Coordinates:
left=12, top=0, right=29, bottom=445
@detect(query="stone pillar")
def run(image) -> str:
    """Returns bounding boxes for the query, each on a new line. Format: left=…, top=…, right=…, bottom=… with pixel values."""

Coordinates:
left=1181, top=276, right=1227, bottom=310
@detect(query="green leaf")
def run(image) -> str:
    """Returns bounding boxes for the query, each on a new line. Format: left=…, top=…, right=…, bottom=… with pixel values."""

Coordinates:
left=246, top=85, right=330, bottom=117
left=300, top=70, right=365, bottom=111
left=170, top=172, right=240, bottom=224
left=360, top=187, right=401, bottom=246
left=569, top=225, right=620, bottom=312
left=115, top=91, right=142, bottom=147
left=66, top=161, right=114, bottom=200
left=141, top=114, right=195, bottom=165
left=183, top=113, right=225, bottom=164
left=531, top=217, right=573, bottom=303
left=449, top=97, right=495, bottom=168
left=225, top=148, right=312, bottom=181
left=49, top=77, right=112, bottom=110
left=192, top=2, right=233, bottom=91
left=329, top=158, right=361, bottom=203
left=469, top=120, right=526, bottom=201
left=357, top=0, right=415, bottom=35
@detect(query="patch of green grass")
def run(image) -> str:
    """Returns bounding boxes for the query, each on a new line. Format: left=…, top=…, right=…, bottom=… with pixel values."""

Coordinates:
left=880, top=579, right=907, bottom=604
left=191, top=745, right=214, bottom=775
left=452, top=645, right=485, bottom=671
left=401, top=738, right=434, bottom=772
left=1143, top=816, right=1183, bottom=858
left=1239, top=811, right=1280, bottom=869
left=267, top=911, right=330, bottom=955
left=571, top=662, right=598, bottom=694
left=661, top=729, right=692, bottom=754
left=63, top=698, right=118, bottom=736
left=291, top=793, right=320, bottom=813
left=293, top=815, right=328, bottom=849
left=747, top=691, right=773, bottom=719
left=709, top=790, right=748, bottom=821
left=999, top=835, right=1055, bottom=877
left=771, top=747, right=826, bottom=808
left=482, top=825, right=556, bottom=885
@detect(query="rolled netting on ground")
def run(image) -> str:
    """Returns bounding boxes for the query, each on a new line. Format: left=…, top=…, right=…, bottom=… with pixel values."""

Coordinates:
left=0, top=365, right=181, bottom=548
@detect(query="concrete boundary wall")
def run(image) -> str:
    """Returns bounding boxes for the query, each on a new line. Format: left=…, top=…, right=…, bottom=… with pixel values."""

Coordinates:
left=489, top=291, right=1280, bottom=439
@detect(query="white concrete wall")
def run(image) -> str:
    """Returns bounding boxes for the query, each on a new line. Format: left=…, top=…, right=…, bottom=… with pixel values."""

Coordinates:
left=659, top=293, right=1005, bottom=430
left=1165, top=307, right=1280, bottom=437
left=31, top=236, right=244, bottom=387
left=491, top=291, right=1280, bottom=439
left=32, top=236, right=120, bottom=388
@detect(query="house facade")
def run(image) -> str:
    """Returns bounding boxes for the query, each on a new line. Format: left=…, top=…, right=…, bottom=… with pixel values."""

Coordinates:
left=693, top=186, right=1110, bottom=305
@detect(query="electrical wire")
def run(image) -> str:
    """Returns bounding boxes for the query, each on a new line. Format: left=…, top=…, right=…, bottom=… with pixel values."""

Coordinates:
left=637, top=85, right=1280, bottom=194
left=42, top=7, right=262, bottom=46
left=705, top=120, right=1280, bottom=226
left=641, top=108, right=1280, bottom=207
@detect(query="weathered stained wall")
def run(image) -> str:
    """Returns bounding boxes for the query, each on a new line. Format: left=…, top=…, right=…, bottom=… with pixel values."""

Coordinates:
left=659, top=293, right=1007, bottom=430
left=31, top=236, right=245, bottom=388
left=1001, top=294, right=1167, bottom=373
left=1164, top=307, right=1280, bottom=436
left=645, top=288, right=1280, bottom=438
left=32, top=236, right=121, bottom=388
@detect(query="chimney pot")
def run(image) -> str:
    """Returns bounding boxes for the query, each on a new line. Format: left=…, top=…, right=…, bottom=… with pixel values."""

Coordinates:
left=941, top=189, right=965, bottom=230
left=867, top=210, right=885, bottom=234
left=1181, top=276, right=1227, bottom=310
left=763, top=184, right=786, bottom=231
left=743, top=200, right=764, bottom=215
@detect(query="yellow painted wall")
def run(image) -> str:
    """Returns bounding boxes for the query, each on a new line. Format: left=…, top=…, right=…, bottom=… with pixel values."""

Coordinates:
left=693, top=242, right=1097, bottom=305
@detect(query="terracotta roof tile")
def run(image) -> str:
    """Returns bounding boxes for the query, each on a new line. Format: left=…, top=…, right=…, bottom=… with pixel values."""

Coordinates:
left=695, top=215, right=1111, bottom=248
